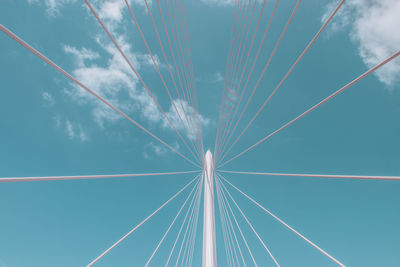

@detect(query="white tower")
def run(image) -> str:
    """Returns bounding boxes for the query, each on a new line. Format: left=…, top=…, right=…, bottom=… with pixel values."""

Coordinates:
left=202, top=150, right=217, bottom=266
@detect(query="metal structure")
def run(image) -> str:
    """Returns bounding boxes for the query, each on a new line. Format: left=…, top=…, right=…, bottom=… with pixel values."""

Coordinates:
left=1, top=0, right=400, bottom=266
left=202, top=151, right=217, bottom=266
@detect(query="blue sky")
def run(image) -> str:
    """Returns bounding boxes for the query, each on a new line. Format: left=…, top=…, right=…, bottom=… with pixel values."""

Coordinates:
left=1, top=0, right=400, bottom=266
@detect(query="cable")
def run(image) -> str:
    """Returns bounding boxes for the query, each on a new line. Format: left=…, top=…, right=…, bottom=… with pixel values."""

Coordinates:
left=216, top=172, right=236, bottom=266
left=86, top=176, right=198, bottom=266
left=165, top=174, right=203, bottom=266
left=215, top=0, right=268, bottom=162
left=219, top=174, right=345, bottom=266
left=162, top=0, right=204, bottom=158
left=216, top=0, right=253, bottom=159
left=180, top=0, right=205, bottom=158
left=174, top=173, right=202, bottom=267
left=145, top=175, right=201, bottom=266
left=220, top=49, right=400, bottom=167
left=219, top=0, right=301, bottom=163
left=219, top=0, right=345, bottom=164
left=217, top=177, right=258, bottom=267
left=217, top=174, right=279, bottom=266
left=215, top=0, right=247, bottom=158
left=125, top=0, right=202, bottom=161
left=85, top=0, right=200, bottom=164
left=182, top=171, right=202, bottom=266
left=0, top=170, right=200, bottom=183
left=219, top=170, right=400, bottom=181
left=216, top=178, right=247, bottom=266
left=0, top=24, right=199, bottom=168
left=216, top=0, right=280, bottom=161
left=155, top=0, right=202, bottom=152
left=216, top=0, right=265, bottom=160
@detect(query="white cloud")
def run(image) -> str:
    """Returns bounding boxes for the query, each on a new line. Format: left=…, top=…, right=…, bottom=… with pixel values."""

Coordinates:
left=63, top=45, right=99, bottom=67
left=28, top=0, right=209, bottom=147
left=48, top=0, right=209, bottom=143
left=199, top=0, right=263, bottom=6
left=54, top=115, right=62, bottom=129
left=199, top=0, right=235, bottom=6
left=138, top=54, right=162, bottom=69
left=63, top=37, right=209, bottom=139
left=27, top=0, right=77, bottom=17
left=143, top=140, right=180, bottom=159
left=65, top=120, right=88, bottom=142
left=63, top=37, right=141, bottom=128
left=79, top=128, right=89, bottom=142
left=163, top=99, right=210, bottom=141
left=27, top=0, right=149, bottom=19
left=54, top=111, right=88, bottom=143
left=323, top=0, right=400, bottom=86
left=213, top=72, right=224, bottom=83
left=65, top=120, right=74, bottom=138
left=135, top=90, right=162, bottom=124
left=148, top=141, right=167, bottom=156
left=42, top=91, right=55, bottom=106
left=94, top=0, right=151, bottom=30
left=98, top=0, right=125, bottom=22
left=63, top=41, right=158, bottom=128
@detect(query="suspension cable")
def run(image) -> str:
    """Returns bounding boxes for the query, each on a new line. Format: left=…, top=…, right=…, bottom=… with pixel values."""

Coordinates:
left=219, top=170, right=400, bottom=181
left=215, top=0, right=247, bottom=155
left=216, top=0, right=279, bottom=160
left=220, top=49, right=400, bottom=167
left=0, top=170, right=200, bottom=183
left=85, top=0, right=200, bottom=164
left=219, top=174, right=345, bottom=266
left=219, top=0, right=301, bottom=163
left=155, top=0, right=202, bottom=152
left=216, top=0, right=262, bottom=160
left=219, top=0, right=345, bottom=164
left=217, top=176, right=258, bottom=266
left=165, top=174, right=203, bottom=266
left=87, top=175, right=198, bottom=266
left=124, top=0, right=202, bottom=160
left=162, top=0, right=204, bottom=157
left=216, top=0, right=252, bottom=159
left=217, top=174, right=280, bottom=266
left=216, top=177, right=247, bottom=266
left=0, top=24, right=199, bottom=168
left=145, top=175, right=201, bottom=266
left=214, top=0, right=242, bottom=159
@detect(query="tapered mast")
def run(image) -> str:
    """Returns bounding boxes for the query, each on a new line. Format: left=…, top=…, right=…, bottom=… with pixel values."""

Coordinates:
left=202, top=150, right=217, bottom=266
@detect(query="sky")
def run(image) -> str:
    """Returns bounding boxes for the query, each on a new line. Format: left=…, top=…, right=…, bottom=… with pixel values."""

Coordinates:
left=1, top=0, right=400, bottom=266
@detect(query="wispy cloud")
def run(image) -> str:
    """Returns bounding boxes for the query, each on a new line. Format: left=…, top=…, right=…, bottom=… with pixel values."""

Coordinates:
left=27, top=0, right=149, bottom=19
left=143, top=140, right=179, bottom=159
left=30, top=0, right=209, bottom=146
left=63, top=37, right=209, bottom=139
left=42, top=91, right=55, bottom=106
left=199, top=0, right=263, bottom=6
left=148, top=141, right=167, bottom=156
left=163, top=99, right=210, bottom=141
left=322, top=0, right=400, bottom=87
left=65, top=120, right=75, bottom=139
left=54, top=116, right=88, bottom=142
left=65, top=120, right=88, bottom=142
left=94, top=0, right=151, bottom=30
left=199, top=0, right=235, bottom=6
left=54, top=115, right=62, bottom=128
left=27, top=0, right=77, bottom=17
left=213, top=72, right=224, bottom=83
left=63, top=36, right=140, bottom=128
left=63, top=45, right=99, bottom=67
